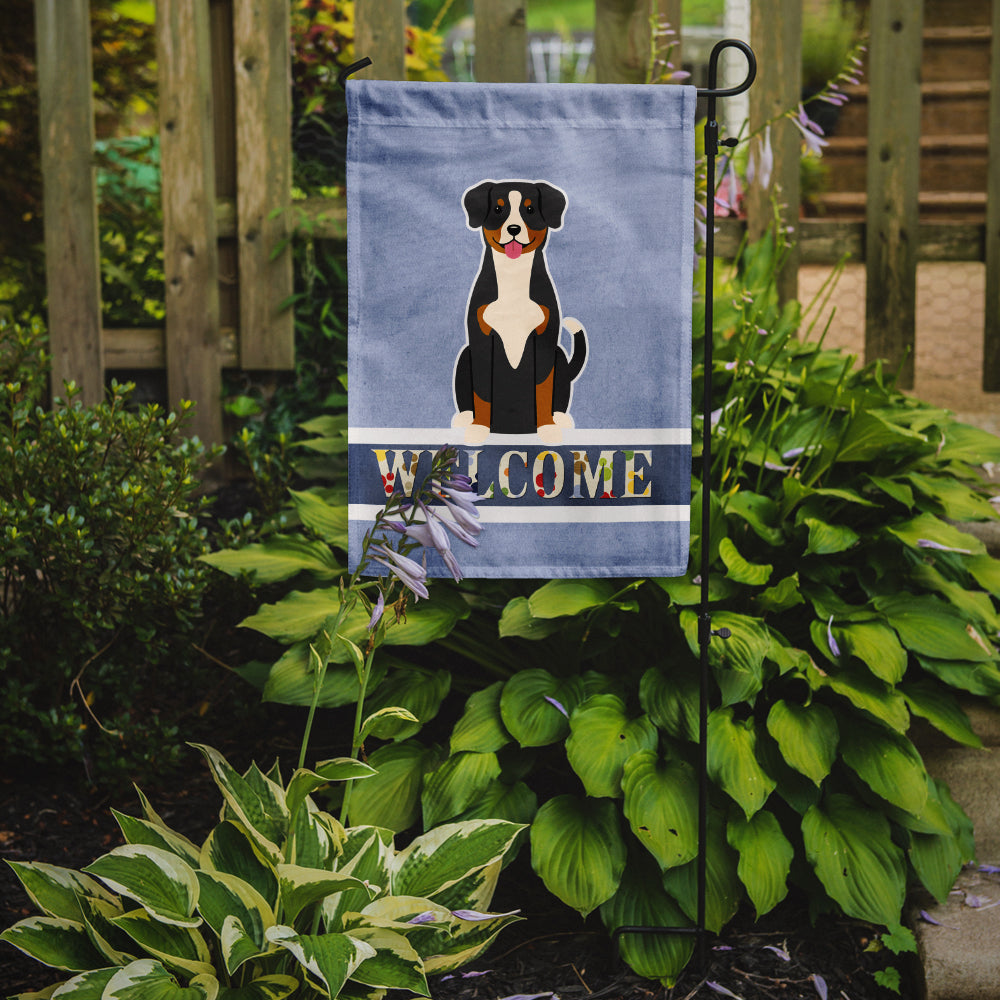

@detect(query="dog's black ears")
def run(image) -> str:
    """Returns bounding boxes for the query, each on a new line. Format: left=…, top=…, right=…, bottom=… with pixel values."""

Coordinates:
left=535, top=182, right=567, bottom=230
left=463, top=180, right=496, bottom=229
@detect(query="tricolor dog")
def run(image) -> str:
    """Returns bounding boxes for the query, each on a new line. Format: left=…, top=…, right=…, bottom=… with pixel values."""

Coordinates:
left=452, top=179, right=587, bottom=444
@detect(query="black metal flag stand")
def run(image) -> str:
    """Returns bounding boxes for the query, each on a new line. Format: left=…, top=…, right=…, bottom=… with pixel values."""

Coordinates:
left=339, top=38, right=758, bottom=974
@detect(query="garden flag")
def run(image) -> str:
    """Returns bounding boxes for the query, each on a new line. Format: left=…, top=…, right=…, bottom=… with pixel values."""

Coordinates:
left=346, top=80, right=696, bottom=578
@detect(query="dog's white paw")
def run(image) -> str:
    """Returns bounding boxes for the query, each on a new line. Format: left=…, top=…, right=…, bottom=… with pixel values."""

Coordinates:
left=537, top=423, right=563, bottom=445
left=563, top=316, right=584, bottom=335
left=552, top=411, right=575, bottom=429
left=452, top=410, right=474, bottom=428
left=464, top=423, right=490, bottom=445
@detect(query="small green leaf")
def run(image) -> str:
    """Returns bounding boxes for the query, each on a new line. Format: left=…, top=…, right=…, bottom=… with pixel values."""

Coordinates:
left=498, top=597, right=564, bottom=639
left=639, top=664, right=699, bottom=742
left=499, top=670, right=584, bottom=747
left=803, top=517, right=859, bottom=556
left=765, top=700, right=838, bottom=786
left=727, top=811, right=793, bottom=917
left=718, top=537, right=773, bottom=586
left=346, top=740, right=441, bottom=832
left=421, top=751, right=502, bottom=828
left=288, top=489, right=348, bottom=548
left=200, top=536, right=341, bottom=584
left=450, top=682, right=511, bottom=754
left=707, top=708, right=776, bottom=818
left=527, top=579, right=616, bottom=618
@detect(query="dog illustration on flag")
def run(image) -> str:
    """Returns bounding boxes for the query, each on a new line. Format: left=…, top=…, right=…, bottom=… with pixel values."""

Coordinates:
left=452, top=179, right=587, bottom=444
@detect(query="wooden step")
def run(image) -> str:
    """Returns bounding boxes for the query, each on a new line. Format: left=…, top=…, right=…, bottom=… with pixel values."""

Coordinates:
left=922, top=25, right=993, bottom=82
left=813, top=190, right=987, bottom=222
left=922, top=0, right=991, bottom=28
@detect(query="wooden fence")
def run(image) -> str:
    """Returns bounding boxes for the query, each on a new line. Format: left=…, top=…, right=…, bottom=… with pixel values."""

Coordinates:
left=33, top=0, right=1000, bottom=445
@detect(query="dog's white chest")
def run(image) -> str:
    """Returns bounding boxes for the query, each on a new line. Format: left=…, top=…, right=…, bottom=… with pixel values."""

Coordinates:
left=486, top=250, right=545, bottom=368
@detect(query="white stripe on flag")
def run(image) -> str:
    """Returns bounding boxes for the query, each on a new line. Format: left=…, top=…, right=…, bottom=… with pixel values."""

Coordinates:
left=349, top=504, right=690, bottom=524
left=348, top=427, right=691, bottom=446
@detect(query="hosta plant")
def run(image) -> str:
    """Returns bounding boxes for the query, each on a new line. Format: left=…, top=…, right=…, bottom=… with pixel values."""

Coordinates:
left=1, top=744, right=523, bottom=999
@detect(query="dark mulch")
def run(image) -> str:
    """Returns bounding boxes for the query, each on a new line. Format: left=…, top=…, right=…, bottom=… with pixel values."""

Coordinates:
left=1, top=738, right=914, bottom=1000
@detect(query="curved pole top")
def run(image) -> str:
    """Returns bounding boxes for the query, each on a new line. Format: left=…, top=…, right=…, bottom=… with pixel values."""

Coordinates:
left=338, top=57, right=373, bottom=90
left=696, top=39, right=756, bottom=99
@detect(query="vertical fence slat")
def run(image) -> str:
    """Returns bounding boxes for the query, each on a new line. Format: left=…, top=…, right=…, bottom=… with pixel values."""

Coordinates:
left=157, top=0, right=223, bottom=445
left=34, top=0, right=103, bottom=405
left=746, top=0, right=801, bottom=305
left=233, top=0, right=294, bottom=369
left=983, top=0, right=1000, bottom=390
left=595, top=0, right=653, bottom=84
left=354, top=0, right=406, bottom=80
left=474, top=0, right=527, bottom=82
left=865, top=0, right=923, bottom=389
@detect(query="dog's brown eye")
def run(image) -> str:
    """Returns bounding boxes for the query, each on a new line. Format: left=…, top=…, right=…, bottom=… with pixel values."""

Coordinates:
left=525, top=205, right=534, bottom=214
left=494, top=204, right=503, bottom=213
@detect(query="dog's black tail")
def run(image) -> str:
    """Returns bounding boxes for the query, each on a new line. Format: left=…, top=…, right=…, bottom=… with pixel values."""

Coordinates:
left=564, top=319, right=587, bottom=381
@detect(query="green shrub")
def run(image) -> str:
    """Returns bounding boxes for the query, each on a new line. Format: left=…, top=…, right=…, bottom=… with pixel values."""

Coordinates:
left=0, top=317, right=220, bottom=783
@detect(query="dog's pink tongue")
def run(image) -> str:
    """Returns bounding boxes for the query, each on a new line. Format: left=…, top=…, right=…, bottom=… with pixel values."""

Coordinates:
left=504, top=241, right=523, bottom=260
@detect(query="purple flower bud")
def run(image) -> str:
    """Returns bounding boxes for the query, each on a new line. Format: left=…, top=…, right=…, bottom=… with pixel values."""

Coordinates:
left=451, top=908, right=520, bottom=921
left=917, top=539, right=972, bottom=554
left=544, top=695, right=569, bottom=718
left=827, top=615, right=841, bottom=658
left=812, top=974, right=828, bottom=1000
left=367, top=591, right=385, bottom=631
left=407, top=911, right=437, bottom=925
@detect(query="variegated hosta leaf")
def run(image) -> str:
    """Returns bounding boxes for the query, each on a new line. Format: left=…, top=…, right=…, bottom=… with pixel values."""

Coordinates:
left=424, top=859, right=501, bottom=915
left=214, top=975, right=299, bottom=1000
left=422, top=907, right=522, bottom=975
left=46, top=966, right=118, bottom=997
left=190, top=745, right=287, bottom=863
left=838, top=718, right=929, bottom=817
left=277, top=864, right=375, bottom=925
left=195, top=871, right=274, bottom=974
left=499, top=669, right=585, bottom=747
left=265, top=925, right=375, bottom=998
left=621, top=751, right=699, bottom=871
left=765, top=700, right=838, bottom=786
left=200, top=822, right=278, bottom=910
left=706, top=707, right=776, bottom=818
left=347, top=740, right=442, bottom=833
left=83, top=846, right=200, bottom=928
left=110, top=908, right=214, bottom=978
left=599, top=853, right=694, bottom=987
left=102, top=958, right=218, bottom=999
left=288, top=802, right=343, bottom=870
left=802, top=793, right=906, bottom=926
left=5, top=862, right=118, bottom=922
left=285, top=760, right=376, bottom=823
left=391, top=820, right=524, bottom=901
left=323, top=829, right=393, bottom=931
left=420, top=751, right=501, bottom=829
left=450, top=681, right=511, bottom=754
left=727, top=810, right=793, bottom=918
left=112, top=811, right=202, bottom=868
left=77, top=894, right=136, bottom=966
left=565, top=695, right=658, bottom=799
left=345, top=926, right=429, bottom=995
left=529, top=795, right=626, bottom=917
left=0, top=916, right=107, bottom=971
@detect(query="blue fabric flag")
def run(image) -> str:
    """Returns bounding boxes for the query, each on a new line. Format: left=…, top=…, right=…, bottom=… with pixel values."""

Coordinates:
left=347, top=80, right=696, bottom=578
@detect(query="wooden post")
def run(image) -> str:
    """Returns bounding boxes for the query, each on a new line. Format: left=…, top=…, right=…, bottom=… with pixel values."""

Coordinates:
left=983, top=0, right=1000, bottom=390
left=233, top=0, right=294, bottom=369
left=157, top=0, right=223, bottom=445
left=594, top=0, right=653, bottom=84
left=474, top=0, right=527, bottom=83
left=354, top=0, right=406, bottom=81
left=34, top=0, right=104, bottom=405
left=864, top=0, right=923, bottom=389
left=746, top=0, right=801, bottom=305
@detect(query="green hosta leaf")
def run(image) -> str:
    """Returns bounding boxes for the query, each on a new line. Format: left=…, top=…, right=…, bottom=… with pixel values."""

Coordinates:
left=288, top=488, right=349, bottom=547
left=347, top=740, right=442, bottom=832
left=195, top=871, right=273, bottom=973
left=200, top=535, right=341, bottom=584
left=219, top=915, right=269, bottom=980
left=5, top=862, right=117, bottom=923
left=967, top=553, right=1000, bottom=597
left=802, top=794, right=906, bottom=926
left=599, top=854, right=694, bottom=987
left=866, top=474, right=914, bottom=509
left=621, top=751, right=698, bottom=871
left=765, top=701, right=838, bottom=786
left=874, top=594, right=995, bottom=662
left=421, top=751, right=502, bottom=828
left=639, top=664, right=698, bottom=742
left=103, top=959, right=218, bottom=1000
left=345, top=926, right=428, bottom=994
left=360, top=706, right=421, bottom=742
left=497, top=596, right=564, bottom=639
left=111, top=909, right=214, bottom=978
left=453, top=779, right=538, bottom=827
left=530, top=795, right=626, bottom=917
left=839, top=718, right=929, bottom=816
left=0, top=917, right=106, bottom=971
left=655, top=572, right=737, bottom=606
left=901, top=680, right=982, bottom=748
left=835, top=410, right=927, bottom=463
left=661, top=810, right=741, bottom=933
left=423, top=906, right=522, bottom=975
left=190, top=746, right=287, bottom=862
left=907, top=473, right=998, bottom=521
left=565, top=695, right=658, bottom=798
left=755, top=573, right=804, bottom=614
left=277, top=865, right=374, bottom=925
left=499, top=670, right=584, bottom=747
left=935, top=421, right=1000, bottom=464
left=680, top=610, right=770, bottom=706
left=362, top=667, right=451, bottom=740
left=909, top=822, right=965, bottom=905
left=527, top=579, right=616, bottom=618
left=393, top=820, right=524, bottom=900
left=40, top=966, right=117, bottom=998
left=835, top=621, right=907, bottom=684
left=265, top=926, right=375, bottom=998
left=886, top=512, right=985, bottom=556
left=200, top=822, right=278, bottom=910
left=911, top=562, right=1000, bottom=633
left=112, top=812, right=201, bottom=868
left=727, top=811, right=793, bottom=917
left=216, top=976, right=299, bottom=1000
left=916, top=655, right=1000, bottom=697
left=803, top=517, right=859, bottom=556
left=724, top=490, right=784, bottom=545
left=451, top=682, right=511, bottom=754
left=261, top=643, right=388, bottom=709
left=810, top=661, right=910, bottom=732
left=718, top=537, right=772, bottom=586
left=707, top=708, right=775, bottom=818
left=83, top=846, right=200, bottom=928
